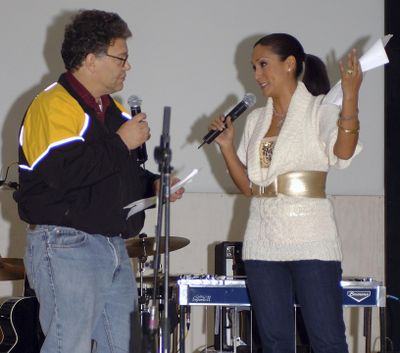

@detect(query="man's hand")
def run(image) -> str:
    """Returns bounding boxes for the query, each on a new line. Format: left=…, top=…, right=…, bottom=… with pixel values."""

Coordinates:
left=153, top=176, right=185, bottom=202
left=116, top=113, right=150, bottom=150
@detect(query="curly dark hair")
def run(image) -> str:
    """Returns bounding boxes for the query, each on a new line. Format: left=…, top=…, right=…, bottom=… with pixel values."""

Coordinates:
left=61, top=9, right=132, bottom=71
left=254, top=33, right=330, bottom=96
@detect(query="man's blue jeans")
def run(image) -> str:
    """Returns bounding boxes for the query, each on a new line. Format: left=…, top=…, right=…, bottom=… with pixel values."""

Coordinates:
left=24, top=225, right=140, bottom=353
left=244, top=260, right=348, bottom=353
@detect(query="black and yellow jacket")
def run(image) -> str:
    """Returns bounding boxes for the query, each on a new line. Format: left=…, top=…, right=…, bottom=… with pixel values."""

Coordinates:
left=14, top=74, right=158, bottom=238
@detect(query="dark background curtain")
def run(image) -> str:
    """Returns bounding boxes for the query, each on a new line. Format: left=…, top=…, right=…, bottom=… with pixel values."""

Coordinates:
left=385, top=0, right=400, bottom=351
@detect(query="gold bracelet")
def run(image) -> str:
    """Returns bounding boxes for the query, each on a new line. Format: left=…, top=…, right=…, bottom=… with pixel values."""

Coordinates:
left=337, top=118, right=360, bottom=134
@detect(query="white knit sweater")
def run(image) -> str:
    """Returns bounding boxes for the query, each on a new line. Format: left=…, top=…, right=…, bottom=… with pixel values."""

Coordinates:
left=237, top=82, right=362, bottom=262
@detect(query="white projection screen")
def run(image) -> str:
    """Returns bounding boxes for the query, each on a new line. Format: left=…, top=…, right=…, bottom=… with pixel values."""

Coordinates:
left=0, top=0, right=385, bottom=195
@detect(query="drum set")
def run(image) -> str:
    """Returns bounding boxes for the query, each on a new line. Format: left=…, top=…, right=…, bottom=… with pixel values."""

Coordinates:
left=0, top=234, right=190, bottom=311
left=0, top=234, right=190, bottom=284
left=125, top=234, right=190, bottom=320
left=125, top=234, right=191, bottom=353
left=0, top=234, right=191, bottom=352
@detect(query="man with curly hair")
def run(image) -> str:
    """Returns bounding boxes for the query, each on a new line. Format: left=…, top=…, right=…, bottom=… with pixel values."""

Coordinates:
left=14, top=9, right=183, bottom=353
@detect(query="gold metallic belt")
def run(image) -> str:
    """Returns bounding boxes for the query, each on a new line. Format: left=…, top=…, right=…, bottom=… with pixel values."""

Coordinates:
left=251, top=171, right=327, bottom=198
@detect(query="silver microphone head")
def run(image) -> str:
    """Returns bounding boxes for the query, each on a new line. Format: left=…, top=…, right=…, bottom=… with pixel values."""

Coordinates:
left=127, top=95, right=142, bottom=108
left=243, top=93, right=256, bottom=108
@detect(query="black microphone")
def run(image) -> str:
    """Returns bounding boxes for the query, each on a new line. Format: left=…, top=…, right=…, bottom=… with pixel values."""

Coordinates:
left=198, top=93, right=256, bottom=148
left=128, top=95, right=148, bottom=164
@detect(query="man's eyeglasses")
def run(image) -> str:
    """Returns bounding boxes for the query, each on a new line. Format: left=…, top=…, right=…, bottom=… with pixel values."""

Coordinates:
left=105, top=53, right=129, bottom=66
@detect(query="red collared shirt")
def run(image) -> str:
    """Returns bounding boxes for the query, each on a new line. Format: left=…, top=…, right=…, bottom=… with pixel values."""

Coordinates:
left=65, top=71, right=111, bottom=124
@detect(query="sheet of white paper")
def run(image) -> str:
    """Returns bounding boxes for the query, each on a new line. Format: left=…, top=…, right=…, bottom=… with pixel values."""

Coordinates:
left=125, top=196, right=158, bottom=218
left=124, top=168, right=199, bottom=219
left=322, top=34, right=393, bottom=106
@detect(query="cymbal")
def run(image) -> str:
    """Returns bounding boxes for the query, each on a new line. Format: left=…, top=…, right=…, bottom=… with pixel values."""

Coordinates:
left=0, top=258, right=25, bottom=281
left=125, top=236, right=190, bottom=258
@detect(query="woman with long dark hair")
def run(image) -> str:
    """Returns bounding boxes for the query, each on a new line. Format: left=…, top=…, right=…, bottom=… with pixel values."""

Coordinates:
left=208, top=33, right=363, bottom=353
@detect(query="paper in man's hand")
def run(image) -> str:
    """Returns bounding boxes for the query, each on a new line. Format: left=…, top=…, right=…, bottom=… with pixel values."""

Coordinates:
left=124, top=168, right=199, bottom=219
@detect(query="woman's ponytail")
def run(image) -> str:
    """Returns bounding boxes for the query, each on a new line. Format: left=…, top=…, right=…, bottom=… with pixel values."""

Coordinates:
left=303, top=54, right=330, bottom=96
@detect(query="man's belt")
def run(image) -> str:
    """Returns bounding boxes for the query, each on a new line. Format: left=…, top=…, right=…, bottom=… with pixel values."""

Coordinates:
left=250, top=171, right=327, bottom=198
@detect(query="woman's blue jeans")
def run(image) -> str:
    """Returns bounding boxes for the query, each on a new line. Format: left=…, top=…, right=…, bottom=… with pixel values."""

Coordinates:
left=244, top=260, right=348, bottom=353
left=24, top=225, right=140, bottom=353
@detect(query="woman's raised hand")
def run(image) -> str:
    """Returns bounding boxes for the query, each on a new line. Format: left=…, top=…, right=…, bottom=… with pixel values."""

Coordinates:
left=339, top=48, right=363, bottom=100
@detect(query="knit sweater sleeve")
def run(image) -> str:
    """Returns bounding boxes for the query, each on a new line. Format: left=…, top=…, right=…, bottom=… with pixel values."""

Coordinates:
left=318, top=101, right=363, bottom=169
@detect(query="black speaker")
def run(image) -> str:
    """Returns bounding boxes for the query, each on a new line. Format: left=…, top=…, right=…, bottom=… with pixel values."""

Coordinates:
left=215, top=241, right=245, bottom=277
left=214, top=242, right=257, bottom=352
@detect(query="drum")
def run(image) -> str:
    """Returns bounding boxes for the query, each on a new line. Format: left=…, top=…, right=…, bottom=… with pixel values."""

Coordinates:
left=137, top=276, right=179, bottom=333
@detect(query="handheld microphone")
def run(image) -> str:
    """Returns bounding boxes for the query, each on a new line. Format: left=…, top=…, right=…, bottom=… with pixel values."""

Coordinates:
left=128, top=95, right=148, bottom=164
left=198, top=93, right=256, bottom=148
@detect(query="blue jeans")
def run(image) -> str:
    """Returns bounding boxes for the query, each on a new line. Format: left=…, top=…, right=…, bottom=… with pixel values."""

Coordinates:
left=24, top=225, right=140, bottom=353
left=244, top=260, right=348, bottom=353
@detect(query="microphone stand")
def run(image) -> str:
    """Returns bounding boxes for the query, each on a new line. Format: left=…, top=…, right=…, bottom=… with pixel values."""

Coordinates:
left=153, top=107, right=172, bottom=353
left=138, top=233, right=149, bottom=328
